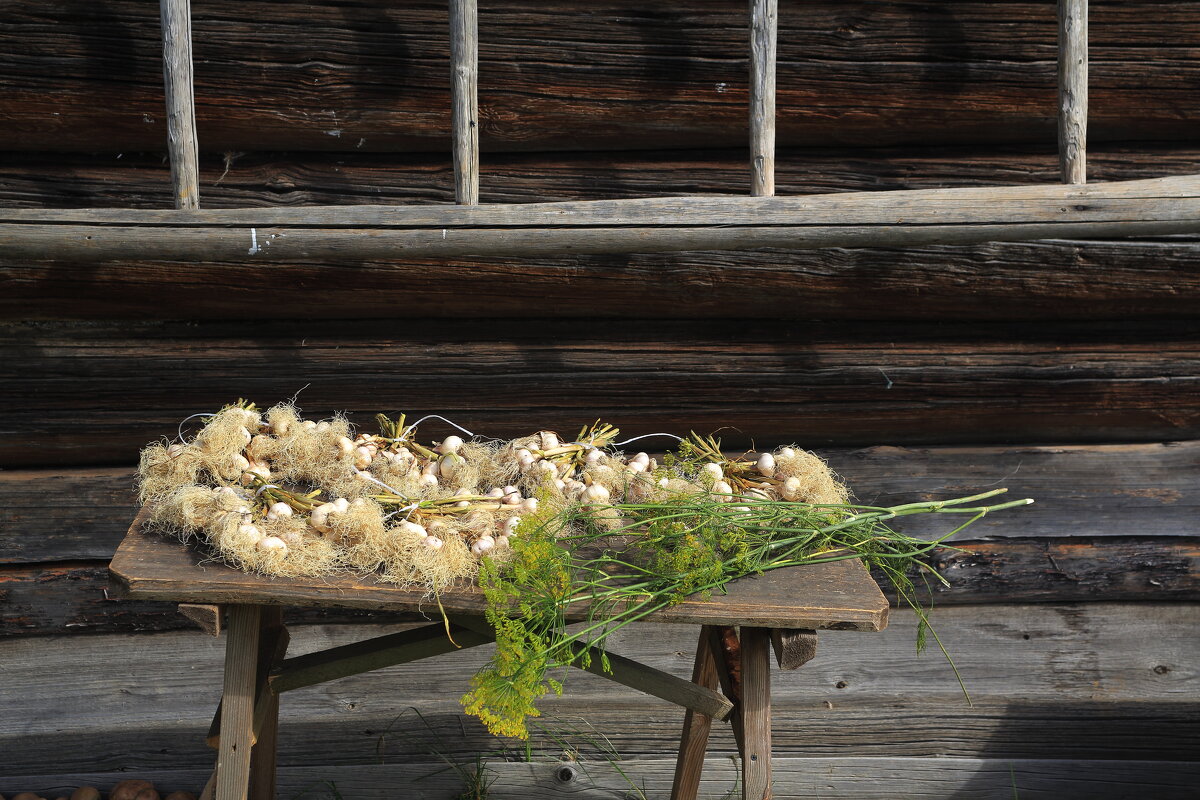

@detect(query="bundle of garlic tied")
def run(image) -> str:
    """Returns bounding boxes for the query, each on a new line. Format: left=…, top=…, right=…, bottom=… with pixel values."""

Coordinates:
left=136, top=400, right=847, bottom=591
left=138, top=400, right=1033, bottom=740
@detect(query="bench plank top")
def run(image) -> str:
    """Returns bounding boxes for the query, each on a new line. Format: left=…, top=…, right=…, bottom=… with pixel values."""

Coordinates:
left=110, top=513, right=889, bottom=632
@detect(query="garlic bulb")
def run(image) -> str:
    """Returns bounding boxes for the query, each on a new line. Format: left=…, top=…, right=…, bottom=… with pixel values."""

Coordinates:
left=310, top=502, right=337, bottom=533
left=271, top=417, right=291, bottom=436
left=437, top=435, right=464, bottom=455
left=237, top=426, right=253, bottom=447
left=337, top=436, right=355, bottom=455
left=701, top=463, right=724, bottom=482
left=779, top=447, right=796, bottom=460
left=781, top=476, right=803, bottom=501
left=711, top=480, right=733, bottom=501
left=520, top=497, right=539, bottom=514
left=756, top=453, right=776, bottom=477
left=418, top=473, right=439, bottom=488
left=333, top=497, right=350, bottom=513
left=486, top=488, right=505, bottom=499
left=237, top=523, right=264, bottom=544
left=503, top=516, right=521, bottom=535
left=583, top=484, right=610, bottom=503
left=267, top=502, right=293, bottom=520
left=471, top=536, right=495, bottom=555
left=540, top=431, right=560, bottom=450
left=584, top=448, right=603, bottom=465
left=424, top=536, right=444, bottom=550
left=315, top=421, right=331, bottom=433
left=631, top=452, right=650, bottom=468
left=398, top=521, right=428, bottom=538
left=167, top=443, right=186, bottom=458
left=439, top=454, right=464, bottom=480
left=257, top=536, right=288, bottom=552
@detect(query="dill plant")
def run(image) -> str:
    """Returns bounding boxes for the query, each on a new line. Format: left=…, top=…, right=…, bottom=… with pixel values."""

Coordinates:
left=461, top=488, right=1031, bottom=739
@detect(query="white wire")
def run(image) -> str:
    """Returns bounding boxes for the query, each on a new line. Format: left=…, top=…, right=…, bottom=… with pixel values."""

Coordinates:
left=351, top=467, right=406, bottom=496
left=384, top=503, right=421, bottom=522
left=400, top=414, right=477, bottom=440
left=254, top=483, right=281, bottom=497
left=612, top=432, right=683, bottom=446
left=176, top=411, right=217, bottom=442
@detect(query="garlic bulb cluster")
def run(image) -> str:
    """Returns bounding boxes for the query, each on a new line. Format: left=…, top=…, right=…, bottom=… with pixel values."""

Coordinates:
left=139, top=404, right=845, bottom=589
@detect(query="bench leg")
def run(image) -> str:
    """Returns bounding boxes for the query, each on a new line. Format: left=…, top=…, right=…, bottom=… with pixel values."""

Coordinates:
left=249, top=608, right=288, bottom=800
left=739, top=627, right=772, bottom=800
left=671, top=624, right=722, bottom=800
left=215, top=605, right=263, bottom=800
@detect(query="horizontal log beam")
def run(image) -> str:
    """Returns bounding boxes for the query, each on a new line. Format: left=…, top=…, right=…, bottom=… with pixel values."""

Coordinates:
left=5, top=148, right=1198, bottom=322
left=1, top=176, right=1197, bottom=260
left=3, top=605, right=1197, bottom=770
left=2, top=1, right=1199, bottom=152
left=2, top=538, right=1195, bottom=637
left=5, top=442, right=1198, bottom=564
left=1, top=318, right=1196, bottom=466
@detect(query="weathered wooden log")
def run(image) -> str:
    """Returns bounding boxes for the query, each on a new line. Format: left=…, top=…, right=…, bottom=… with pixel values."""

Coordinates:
left=448, top=0, right=479, bottom=204
left=1058, top=0, right=1088, bottom=183
left=1, top=317, right=1196, bottom=466
left=2, top=538, right=1195, bottom=637
left=1, top=1, right=1199, bottom=152
left=7, top=758, right=1200, bottom=800
left=4, top=442, right=1197, bottom=564
left=159, top=0, right=200, bottom=208
left=3, top=148, right=1198, bottom=322
left=0, top=176, right=1197, bottom=261
left=3, top=606, right=1197, bottom=769
left=748, top=0, right=777, bottom=197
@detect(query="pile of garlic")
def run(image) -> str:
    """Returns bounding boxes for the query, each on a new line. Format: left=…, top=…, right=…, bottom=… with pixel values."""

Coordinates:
left=137, top=403, right=846, bottom=590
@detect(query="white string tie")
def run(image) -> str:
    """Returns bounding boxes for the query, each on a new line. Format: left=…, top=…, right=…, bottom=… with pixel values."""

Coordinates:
left=254, top=483, right=281, bottom=497
left=176, top=411, right=217, bottom=442
left=400, top=414, right=477, bottom=440
left=351, top=467, right=406, bottom=496
left=612, top=432, right=683, bottom=446
left=384, top=503, right=421, bottom=522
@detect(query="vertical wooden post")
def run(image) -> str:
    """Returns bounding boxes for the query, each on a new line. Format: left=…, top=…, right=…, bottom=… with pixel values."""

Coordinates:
left=449, top=0, right=480, bottom=204
left=749, top=0, right=778, bottom=197
left=671, top=625, right=721, bottom=800
left=739, top=627, right=772, bottom=800
left=159, top=0, right=201, bottom=209
left=216, top=605, right=262, bottom=800
left=1058, top=0, right=1088, bottom=184
left=248, top=608, right=288, bottom=800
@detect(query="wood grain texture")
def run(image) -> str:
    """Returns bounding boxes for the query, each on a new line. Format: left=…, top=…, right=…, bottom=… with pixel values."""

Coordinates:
left=3, top=176, right=1198, bottom=262
left=1, top=318, right=1196, bottom=467
left=159, top=0, right=199, bottom=209
left=1058, top=0, right=1088, bottom=183
left=3, top=147, right=1198, bottom=322
left=770, top=629, right=817, bottom=670
left=215, top=605, right=260, bottom=800
left=2, top=1, right=1199, bottom=152
left=9, top=537, right=1192, bottom=637
left=1, top=604, right=1195, bottom=773
left=671, top=626, right=721, bottom=800
left=5, top=442, right=1196, bottom=564
left=748, top=0, right=776, bottom=197
left=738, top=627, right=772, bottom=800
left=108, top=515, right=889, bottom=631
left=6, top=758, right=1200, bottom=800
left=448, top=0, right=479, bottom=204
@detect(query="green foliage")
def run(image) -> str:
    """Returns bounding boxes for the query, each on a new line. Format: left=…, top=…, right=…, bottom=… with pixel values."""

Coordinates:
left=460, top=479, right=1030, bottom=737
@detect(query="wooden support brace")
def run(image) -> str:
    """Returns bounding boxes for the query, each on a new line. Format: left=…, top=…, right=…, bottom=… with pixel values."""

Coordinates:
left=208, top=620, right=489, bottom=748
left=749, top=0, right=778, bottom=197
left=158, top=0, right=200, bottom=209
left=248, top=607, right=287, bottom=800
left=670, top=625, right=722, bottom=800
left=1058, top=0, right=1088, bottom=184
left=449, top=0, right=480, bottom=205
left=179, top=603, right=222, bottom=636
left=707, top=625, right=745, bottom=752
left=450, top=615, right=733, bottom=721
left=273, top=620, right=492, bottom=694
left=770, top=628, right=817, bottom=670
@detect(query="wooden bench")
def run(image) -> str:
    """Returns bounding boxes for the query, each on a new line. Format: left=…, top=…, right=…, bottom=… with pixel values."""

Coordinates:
left=110, top=512, right=888, bottom=800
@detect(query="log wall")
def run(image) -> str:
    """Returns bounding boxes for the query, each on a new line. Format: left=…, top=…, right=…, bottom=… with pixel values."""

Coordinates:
left=0, top=1, right=1197, bottom=796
